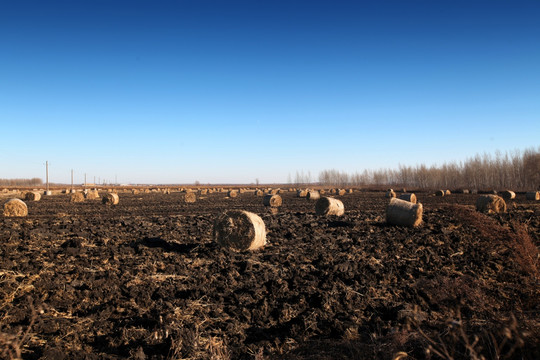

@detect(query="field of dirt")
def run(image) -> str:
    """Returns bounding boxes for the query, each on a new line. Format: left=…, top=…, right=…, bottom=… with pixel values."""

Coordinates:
left=0, top=189, right=539, bottom=359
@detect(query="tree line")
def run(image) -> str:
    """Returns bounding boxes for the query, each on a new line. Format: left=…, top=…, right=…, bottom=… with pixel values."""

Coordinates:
left=0, top=178, right=43, bottom=186
left=317, top=147, right=540, bottom=191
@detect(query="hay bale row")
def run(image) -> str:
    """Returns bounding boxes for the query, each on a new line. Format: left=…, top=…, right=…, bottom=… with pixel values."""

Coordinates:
left=3, top=198, right=28, bottom=217
left=386, top=198, right=423, bottom=227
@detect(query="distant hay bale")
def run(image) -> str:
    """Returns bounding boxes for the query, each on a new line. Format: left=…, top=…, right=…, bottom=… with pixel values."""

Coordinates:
left=386, top=198, right=423, bottom=227
left=62, top=189, right=69, bottom=194
left=297, top=189, right=308, bottom=198
left=329, top=189, right=336, bottom=194
left=462, top=189, right=470, bottom=194
left=85, top=189, right=100, bottom=200
left=184, top=192, right=196, bottom=203
left=269, top=189, right=279, bottom=195
left=132, top=189, right=140, bottom=194
left=336, top=189, right=346, bottom=196
left=315, top=197, right=345, bottom=216
left=501, top=190, right=516, bottom=200
left=213, top=210, right=266, bottom=251
left=386, top=189, right=396, bottom=198
left=306, top=190, right=320, bottom=201
left=347, top=189, right=354, bottom=194
left=70, top=192, right=85, bottom=203
left=102, top=192, right=119, bottom=205
left=476, top=195, right=506, bottom=213
left=445, top=190, right=451, bottom=195
left=3, top=198, right=28, bottom=217
left=263, top=194, right=282, bottom=207
left=526, top=191, right=540, bottom=201
left=255, top=189, right=264, bottom=197
left=200, top=189, right=208, bottom=195
left=399, top=193, right=417, bottom=204
left=435, top=190, right=445, bottom=197
left=25, top=191, right=41, bottom=201
left=319, top=189, right=326, bottom=195
left=228, top=190, right=238, bottom=198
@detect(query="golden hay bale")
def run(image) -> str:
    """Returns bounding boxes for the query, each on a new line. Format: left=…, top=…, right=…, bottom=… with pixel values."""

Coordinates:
left=435, top=190, right=445, bottom=197
left=329, top=189, right=336, bottom=194
left=336, top=189, right=346, bottom=196
left=3, top=198, right=28, bottom=217
left=399, top=193, right=417, bottom=204
left=268, top=189, right=279, bottom=195
left=347, top=189, right=354, bottom=194
left=263, top=194, right=282, bottom=207
left=501, top=190, right=516, bottom=200
left=132, top=189, right=140, bottom=194
left=255, top=189, right=264, bottom=197
left=386, top=198, right=423, bottom=227
left=319, top=189, right=326, bottom=195
left=213, top=210, right=266, bottom=251
left=25, top=191, right=41, bottom=201
left=85, top=189, right=100, bottom=200
left=526, top=191, right=540, bottom=201
left=315, top=197, right=345, bottom=216
left=70, top=192, right=85, bottom=203
left=102, top=192, right=119, bottom=205
left=297, top=189, right=308, bottom=198
left=200, top=189, right=208, bottom=195
left=386, top=189, right=396, bottom=198
left=184, top=192, right=196, bottom=203
left=476, top=195, right=506, bottom=213
left=445, top=190, right=451, bottom=195
left=228, top=190, right=238, bottom=198
left=306, top=190, right=320, bottom=201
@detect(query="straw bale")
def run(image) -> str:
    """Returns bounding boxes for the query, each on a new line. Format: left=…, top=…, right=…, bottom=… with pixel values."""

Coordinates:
left=297, top=189, right=308, bottom=198
left=445, top=190, right=451, bottom=195
left=132, top=189, right=140, bottom=194
left=399, top=193, right=417, bottom=204
left=501, top=190, right=516, bottom=200
left=476, top=195, right=506, bottom=213
left=228, top=190, right=238, bottom=198
left=70, top=192, right=85, bottom=203
left=263, top=194, right=282, bottom=207
left=306, top=190, right=320, bottom=201
left=336, top=189, right=346, bottom=196
left=184, top=192, right=196, bottom=203
left=3, top=198, right=28, bottom=217
left=315, top=197, right=345, bottom=216
left=386, top=198, right=423, bottom=227
left=102, top=192, right=119, bottom=205
left=526, top=191, right=540, bottom=201
left=435, top=190, right=445, bottom=196
left=200, top=189, right=208, bottom=195
left=25, top=191, right=41, bottom=201
left=85, top=189, right=100, bottom=200
left=347, top=189, right=354, bottom=194
left=329, top=189, right=336, bottom=194
left=213, top=210, right=266, bottom=251
left=254, top=189, right=264, bottom=197
left=319, top=189, right=326, bottom=195
left=386, top=189, right=397, bottom=198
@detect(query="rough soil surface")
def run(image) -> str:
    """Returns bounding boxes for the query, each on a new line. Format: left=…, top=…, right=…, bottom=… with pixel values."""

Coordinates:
left=0, top=190, right=539, bottom=359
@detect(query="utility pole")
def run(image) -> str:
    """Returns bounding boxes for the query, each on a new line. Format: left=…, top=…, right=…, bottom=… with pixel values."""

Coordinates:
left=71, top=169, right=74, bottom=191
left=84, top=173, right=87, bottom=187
left=45, top=161, right=49, bottom=192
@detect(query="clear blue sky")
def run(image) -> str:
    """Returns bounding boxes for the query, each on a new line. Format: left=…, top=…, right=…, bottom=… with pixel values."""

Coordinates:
left=1, top=0, right=539, bottom=184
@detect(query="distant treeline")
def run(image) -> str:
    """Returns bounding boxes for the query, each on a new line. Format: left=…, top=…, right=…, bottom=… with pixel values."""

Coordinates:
left=0, top=178, right=43, bottom=186
left=317, top=147, right=540, bottom=190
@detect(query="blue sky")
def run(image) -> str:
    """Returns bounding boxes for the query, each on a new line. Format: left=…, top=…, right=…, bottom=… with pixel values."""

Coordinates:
left=1, top=0, right=539, bottom=184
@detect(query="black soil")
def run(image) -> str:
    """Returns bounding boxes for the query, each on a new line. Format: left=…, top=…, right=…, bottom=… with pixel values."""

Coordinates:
left=0, top=190, right=538, bottom=359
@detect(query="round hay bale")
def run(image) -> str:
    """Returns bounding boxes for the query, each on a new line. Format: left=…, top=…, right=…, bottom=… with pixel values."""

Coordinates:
left=501, top=190, right=516, bottom=200
left=102, top=192, right=119, bottom=205
left=44, top=190, right=52, bottom=196
left=85, top=189, right=100, bottom=200
left=263, top=194, right=282, bottom=207
left=297, top=189, right=308, bottom=198
left=347, top=189, right=354, bottom=194
left=199, top=189, right=208, bottom=195
left=336, top=189, right=346, bottom=196
left=462, top=189, right=470, bottom=194
left=315, top=197, right=345, bottom=216
left=399, top=193, right=417, bottom=204
left=25, top=191, right=41, bottom=201
left=386, top=189, right=396, bottom=198
left=306, top=190, right=320, bottom=201
left=329, top=189, right=336, bottom=194
left=255, top=189, right=264, bottom=197
left=268, top=189, right=279, bottom=195
left=526, top=191, right=540, bottom=201
left=132, top=189, right=140, bottom=194
left=213, top=210, right=266, bottom=251
left=445, top=190, right=451, bottom=196
left=184, top=192, right=196, bottom=203
left=3, top=198, right=28, bottom=217
left=70, top=192, right=85, bottom=203
left=228, top=190, right=238, bottom=198
left=386, top=198, right=423, bottom=227
left=319, top=189, right=326, bottom=195
left=476, top=195, right=506, bottom=213
left=435, top=190, right=445, bottom=197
